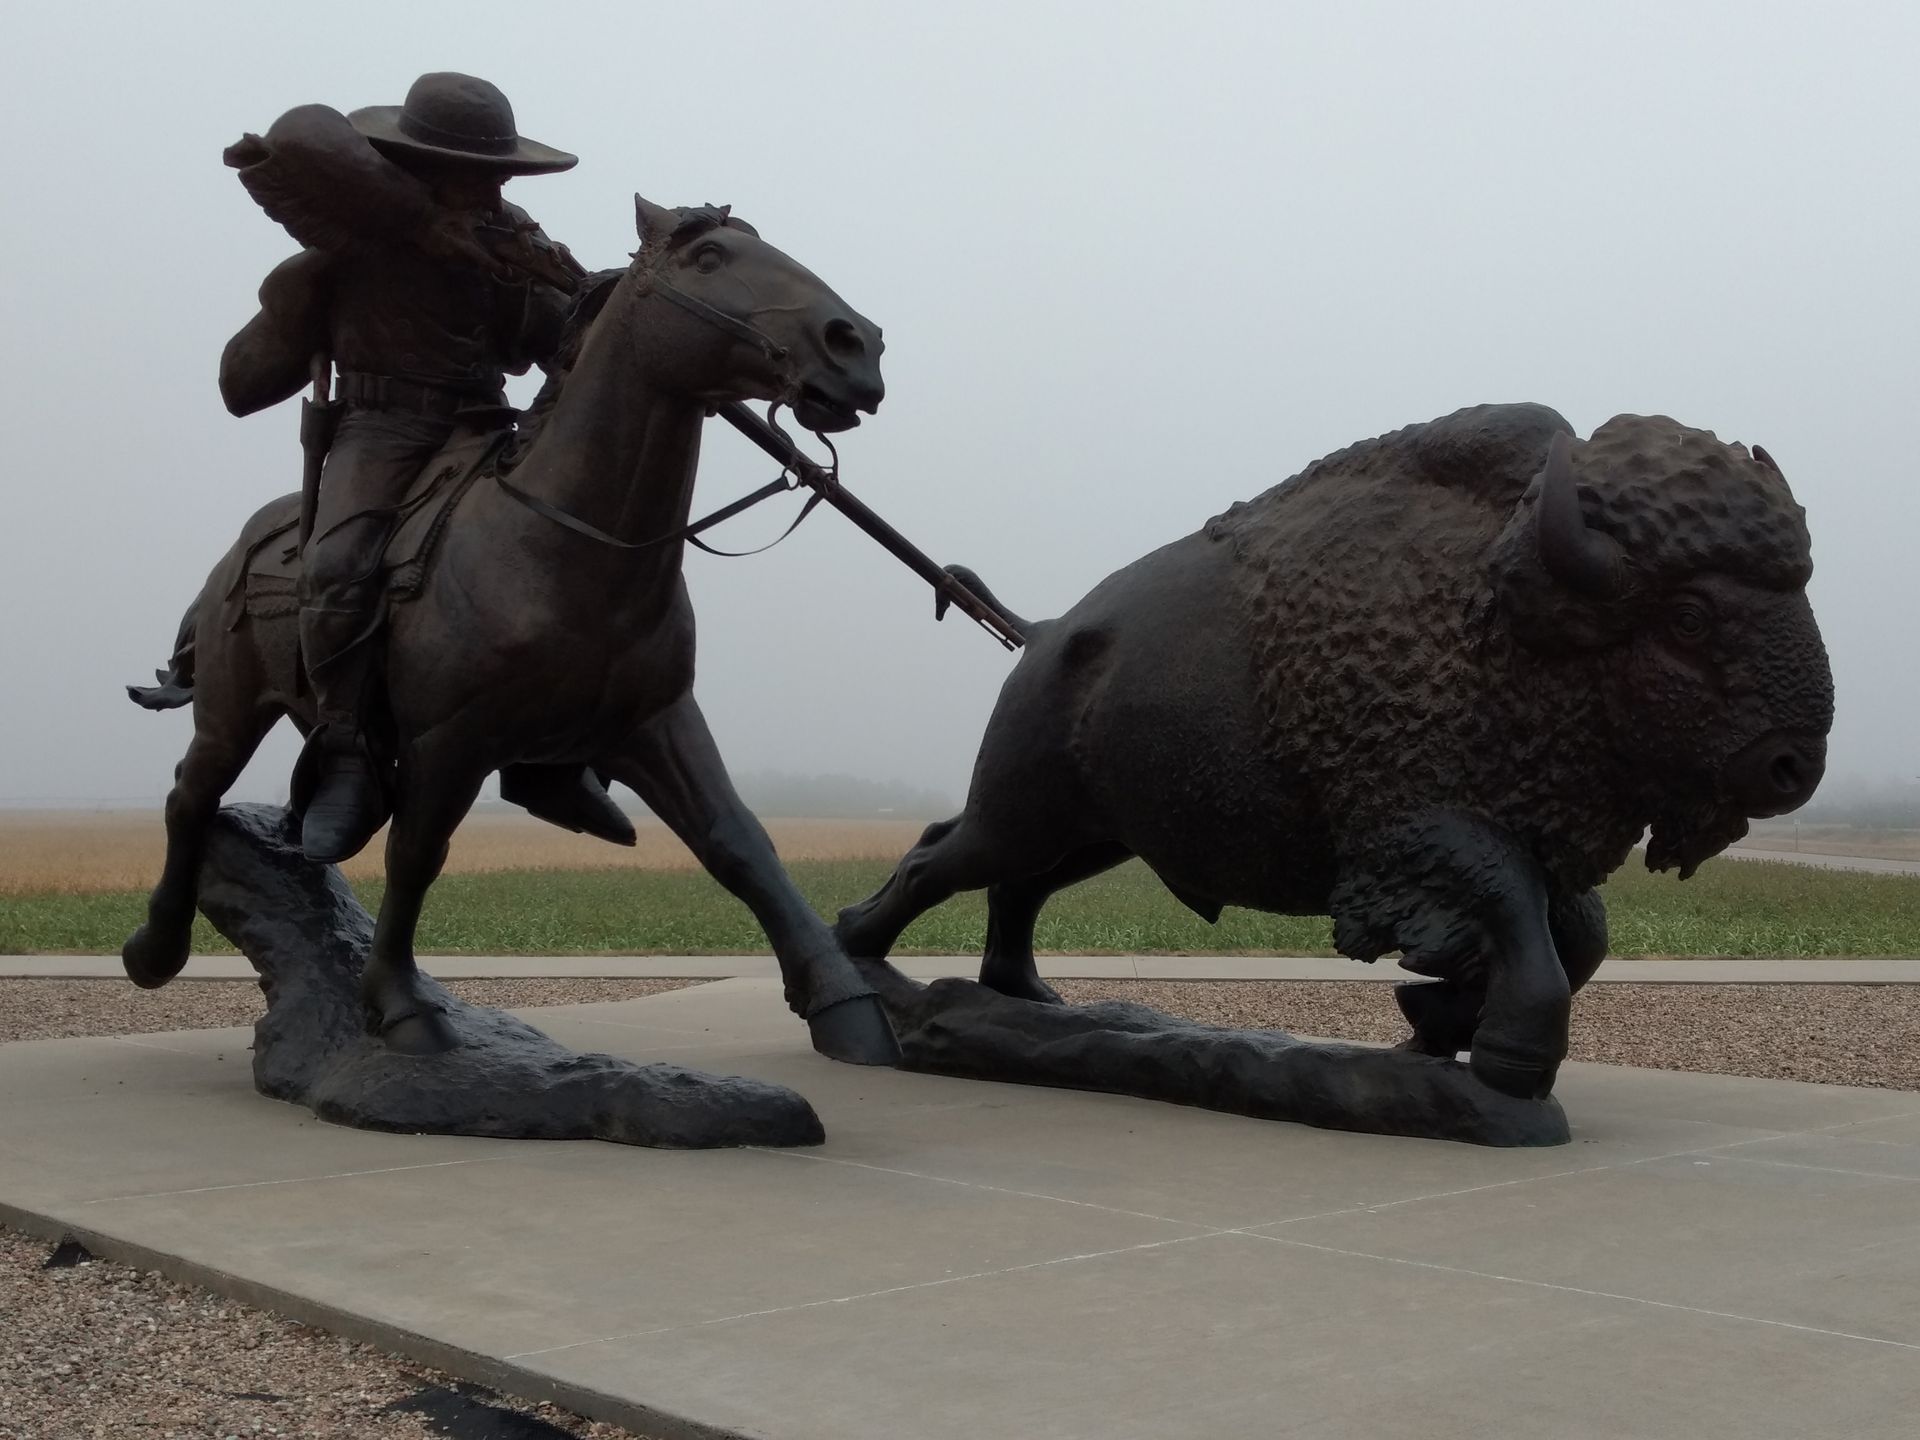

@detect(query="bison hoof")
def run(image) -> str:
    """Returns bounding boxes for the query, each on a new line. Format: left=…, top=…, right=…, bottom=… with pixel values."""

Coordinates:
left=122, top=920, right=192, bottom=990
left=1470, top=1043, right=1561, bottom=1100
left=808, top=995, right=901, bottom=1067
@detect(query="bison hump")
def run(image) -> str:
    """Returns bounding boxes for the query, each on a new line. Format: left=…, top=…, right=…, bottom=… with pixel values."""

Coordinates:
left=1208, top=402, right=1574, bottom=538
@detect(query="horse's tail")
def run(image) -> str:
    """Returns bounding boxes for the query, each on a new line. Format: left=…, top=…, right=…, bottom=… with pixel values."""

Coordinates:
left=126, top=597, right=199, bottom=711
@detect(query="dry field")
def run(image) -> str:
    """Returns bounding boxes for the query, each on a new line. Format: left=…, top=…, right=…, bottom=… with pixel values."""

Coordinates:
left=1742, top=821, right=1920, bottom=863
left=0, top=808, right=928, bottom=895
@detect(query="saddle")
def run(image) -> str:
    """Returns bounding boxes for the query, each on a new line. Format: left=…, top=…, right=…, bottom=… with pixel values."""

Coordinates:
left=227, top=425, right=506, bottom=625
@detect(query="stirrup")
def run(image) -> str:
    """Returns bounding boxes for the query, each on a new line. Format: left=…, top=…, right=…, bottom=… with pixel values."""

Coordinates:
left=296, top=730, right=390, bottom=863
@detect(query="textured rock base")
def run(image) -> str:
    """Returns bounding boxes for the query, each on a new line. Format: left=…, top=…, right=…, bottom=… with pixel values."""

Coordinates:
left=193, top=805, right=823, bottom=1148
left=858, top=962, right=1568, bottom=1147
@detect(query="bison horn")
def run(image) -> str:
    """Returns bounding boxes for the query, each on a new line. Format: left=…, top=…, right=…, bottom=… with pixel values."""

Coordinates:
left=1533, top=432, right=1625, bottom=598
left=1752, top=444, right=1782, bottom=475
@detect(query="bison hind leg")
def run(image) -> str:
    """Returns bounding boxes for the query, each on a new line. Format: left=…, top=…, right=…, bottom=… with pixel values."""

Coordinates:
left=980, top=841, right=1133, bottom=1003
left=834, top=814, right=985, bottom=962
left=835, top=806, right=1099, bottom=968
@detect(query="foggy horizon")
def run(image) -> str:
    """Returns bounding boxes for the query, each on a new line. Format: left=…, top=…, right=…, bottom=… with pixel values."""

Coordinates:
left=4, top=1, right=1916, bottom=813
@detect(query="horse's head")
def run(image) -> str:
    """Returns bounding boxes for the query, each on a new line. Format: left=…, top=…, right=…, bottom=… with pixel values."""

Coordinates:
left=617, top=193, right=885, bottom=433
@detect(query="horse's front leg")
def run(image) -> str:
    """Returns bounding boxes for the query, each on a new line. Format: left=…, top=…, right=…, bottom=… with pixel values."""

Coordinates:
left=604, top=696, right=901, bottom=1066
left=363, top=742, right=486, bottom=1056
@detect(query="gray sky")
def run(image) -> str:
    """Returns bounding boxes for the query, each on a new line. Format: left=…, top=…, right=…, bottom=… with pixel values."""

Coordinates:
left=2, top=0, right=1915, bottom=807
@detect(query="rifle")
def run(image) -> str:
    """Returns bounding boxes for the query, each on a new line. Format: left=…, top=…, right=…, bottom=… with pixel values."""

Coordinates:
left=716, top=402, right=1026, bottom=651
left=297, top=353, right=337, bottom=547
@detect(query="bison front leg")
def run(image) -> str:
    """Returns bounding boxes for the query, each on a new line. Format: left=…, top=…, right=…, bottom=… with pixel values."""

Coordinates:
left=1395, top=888, right=1608, bottom=1059
left=605, top=696, right=901, bottom=1067
left=1333, top=813, right=1571, bottom=1100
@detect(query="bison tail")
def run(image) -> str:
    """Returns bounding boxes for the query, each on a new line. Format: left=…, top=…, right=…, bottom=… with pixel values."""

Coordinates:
left=940, top=564, right=1037, bottom=637
left=126, top=600, right=199, bottom=711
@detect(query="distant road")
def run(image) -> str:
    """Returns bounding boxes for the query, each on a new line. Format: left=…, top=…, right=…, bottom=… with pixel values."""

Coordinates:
left=1720, top=846, right=1920, bottom=876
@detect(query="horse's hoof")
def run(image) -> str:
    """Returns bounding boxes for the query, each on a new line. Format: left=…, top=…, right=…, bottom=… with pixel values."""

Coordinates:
left=379, top=1008, right=460, bottom=1057
left=807, top=995, right=901, bottom=1066
left=1470, top=1042, right=1561, bottom=1100
left=122, top=921, right=191, bottom=990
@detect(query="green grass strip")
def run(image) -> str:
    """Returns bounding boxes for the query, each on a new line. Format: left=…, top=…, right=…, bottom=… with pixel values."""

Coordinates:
left=4, top=856, right=1915, bottom=959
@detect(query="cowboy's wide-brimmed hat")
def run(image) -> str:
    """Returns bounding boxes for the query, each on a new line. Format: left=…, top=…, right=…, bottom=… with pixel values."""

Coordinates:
left=349, top=72, right=576, bottom=176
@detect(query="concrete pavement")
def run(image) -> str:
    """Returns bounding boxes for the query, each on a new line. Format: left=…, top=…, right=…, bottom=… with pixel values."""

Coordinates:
left=7, top=953, right=1920, bottom=982
left=2, top=978, right=1916, bottom=1439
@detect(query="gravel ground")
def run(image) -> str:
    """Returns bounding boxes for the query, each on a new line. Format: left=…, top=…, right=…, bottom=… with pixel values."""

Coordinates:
left=1, top=978, right=702, bottom=1437
left=1056, top=979, right=1920, bottom=1091
left=3, top=973, right=1913, bottom=1435
left=6, top=975, right=1914, bottom=1089
left=0, top=1229, right=656, bottom=1439
left=0, top=977, right=700, bottom=1045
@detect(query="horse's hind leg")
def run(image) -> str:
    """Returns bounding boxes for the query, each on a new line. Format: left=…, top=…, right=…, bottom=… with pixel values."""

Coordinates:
left=980, top=841, right=1133, bottom=1004
left=123, top=711, right=276, bottom=988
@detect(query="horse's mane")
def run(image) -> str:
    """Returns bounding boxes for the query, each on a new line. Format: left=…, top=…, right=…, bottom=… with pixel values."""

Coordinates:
left=501, top=205, right=757, bottom=469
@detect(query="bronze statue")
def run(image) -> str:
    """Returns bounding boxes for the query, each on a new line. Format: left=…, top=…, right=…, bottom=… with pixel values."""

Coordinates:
left=840, top=404, right=1834, bottom=1103
left=218, top=73, right=622, bottom=864
left=125, top=166, right=899, bottom=1066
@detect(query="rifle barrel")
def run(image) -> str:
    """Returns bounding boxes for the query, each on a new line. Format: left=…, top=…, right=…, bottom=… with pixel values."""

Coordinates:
left=716, top=402, right=1025, bottom=649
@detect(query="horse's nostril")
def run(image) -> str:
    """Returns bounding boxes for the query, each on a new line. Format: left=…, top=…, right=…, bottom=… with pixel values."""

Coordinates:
left=824, top=319, right=864, bottom=358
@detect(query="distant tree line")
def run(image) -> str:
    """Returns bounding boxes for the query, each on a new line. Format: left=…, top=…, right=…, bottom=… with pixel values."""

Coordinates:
left=729, top=771, right=956, bottom=819
left=1793, top=773, right=1920, bottom=829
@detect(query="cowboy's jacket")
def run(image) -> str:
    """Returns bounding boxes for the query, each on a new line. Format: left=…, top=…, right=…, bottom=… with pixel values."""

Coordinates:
left=219, top=104, right=575, bottom=416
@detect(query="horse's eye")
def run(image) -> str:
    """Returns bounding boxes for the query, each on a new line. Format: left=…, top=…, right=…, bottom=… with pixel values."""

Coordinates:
left=693, top=243, right=726, bottom=274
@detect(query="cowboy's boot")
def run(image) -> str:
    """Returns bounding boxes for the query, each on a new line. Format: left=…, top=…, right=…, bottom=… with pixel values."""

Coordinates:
left=298, top=605, right=391, bottom=864
left=499, top=765, right=637, bottom=846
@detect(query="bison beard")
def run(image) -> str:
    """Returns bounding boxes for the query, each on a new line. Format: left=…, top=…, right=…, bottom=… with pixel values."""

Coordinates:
left=1645, top=801, right=1750, bottom=881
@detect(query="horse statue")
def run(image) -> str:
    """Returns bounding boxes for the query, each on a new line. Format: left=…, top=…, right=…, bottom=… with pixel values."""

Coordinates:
left=122, top=195, right=901, bottom=1068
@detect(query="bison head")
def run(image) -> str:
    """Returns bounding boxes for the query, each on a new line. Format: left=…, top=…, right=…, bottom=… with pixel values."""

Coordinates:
left=1490, top=416, right=1834, bottom=877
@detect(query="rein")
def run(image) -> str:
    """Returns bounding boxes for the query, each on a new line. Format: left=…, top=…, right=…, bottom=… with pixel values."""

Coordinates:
left=488, top=261, right=1026, bottom=649
left=492, top=427, right=826, bottom=559
left=490, top=269, right=824, bottom=557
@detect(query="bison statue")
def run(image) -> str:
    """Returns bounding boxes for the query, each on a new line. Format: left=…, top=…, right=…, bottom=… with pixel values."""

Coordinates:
left=836, top=403, right=1833, bottom=1101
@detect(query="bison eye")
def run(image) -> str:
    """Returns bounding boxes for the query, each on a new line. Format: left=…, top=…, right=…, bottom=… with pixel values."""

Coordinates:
left=1669, top=598, right=1713, bottom=645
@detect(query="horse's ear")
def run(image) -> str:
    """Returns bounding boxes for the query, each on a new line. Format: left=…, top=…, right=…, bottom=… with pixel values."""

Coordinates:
left=634, top=193, right=674, bottom=246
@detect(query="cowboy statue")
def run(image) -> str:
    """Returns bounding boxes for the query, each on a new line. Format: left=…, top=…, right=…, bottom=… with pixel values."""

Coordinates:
left=221, top=71, right=631, bottom=862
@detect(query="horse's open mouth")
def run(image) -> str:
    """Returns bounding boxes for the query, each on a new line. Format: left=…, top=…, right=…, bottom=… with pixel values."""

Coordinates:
left=792, top=383, right=864, bottom=434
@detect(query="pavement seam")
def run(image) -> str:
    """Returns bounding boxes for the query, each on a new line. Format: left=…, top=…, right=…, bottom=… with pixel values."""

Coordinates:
left=501, top=1232, right=1218, bottom=1361
left=81, top=1157, right=507, bottom=1207
left=1705, top=1152, right=1920, bottom=1184
left=545, top=1015, right=736, bottom=1041
left=1246, top=1108, right=1920, bottom=1231
left=106, top=1034, right=242, bottom=1059
left=1237, top=1230, right=1920, bottom=1353
left=744, top=1147, right=1210, bottom=1229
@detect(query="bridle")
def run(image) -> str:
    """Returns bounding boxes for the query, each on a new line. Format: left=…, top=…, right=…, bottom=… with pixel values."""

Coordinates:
left=491, top=267, right=833, bottom=556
